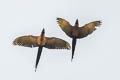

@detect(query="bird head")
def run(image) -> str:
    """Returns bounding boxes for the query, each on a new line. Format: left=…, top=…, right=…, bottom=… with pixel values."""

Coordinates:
left=41, top=28, right=45, bottom=35
left=38, top=28, right=46, bottom=46
left=75, top=19, right=79, bottom=27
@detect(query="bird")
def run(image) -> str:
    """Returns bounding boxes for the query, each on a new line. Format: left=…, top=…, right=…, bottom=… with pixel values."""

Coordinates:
left=13, top=28, right=71, bottom=71
left=57, top=18, right=101, bottom=61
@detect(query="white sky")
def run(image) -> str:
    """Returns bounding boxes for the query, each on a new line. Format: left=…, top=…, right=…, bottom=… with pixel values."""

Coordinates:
left=0, top=0, right=120, bottom=80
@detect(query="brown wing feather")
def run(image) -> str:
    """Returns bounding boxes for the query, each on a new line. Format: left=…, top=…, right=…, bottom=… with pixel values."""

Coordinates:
left=13, top=35, right=38, bottom=48
left=57, top=18, right=73, bottom=37
left=44, top=37, right=71, bottom=49
left=78, top=21, right=101, bottom=38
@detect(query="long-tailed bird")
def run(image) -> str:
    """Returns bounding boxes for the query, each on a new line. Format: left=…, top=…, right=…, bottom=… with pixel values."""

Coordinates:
left=57, top=18, right=101, bottom=61
left=13, top=28, right=71, bottom=71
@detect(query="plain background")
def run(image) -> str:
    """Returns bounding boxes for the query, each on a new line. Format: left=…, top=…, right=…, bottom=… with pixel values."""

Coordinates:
left=0, top=0, right=120, bottom=80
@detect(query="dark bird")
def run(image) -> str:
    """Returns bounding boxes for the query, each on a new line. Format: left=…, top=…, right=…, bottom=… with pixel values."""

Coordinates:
left=13, top=28, right=71, bottom=71
left=57, top=18, right=101, bottom=61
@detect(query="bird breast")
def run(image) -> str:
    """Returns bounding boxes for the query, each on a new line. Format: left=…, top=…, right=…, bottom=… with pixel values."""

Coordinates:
left=72, top=27, right=79, bottom=37
left=37, top=36, right=47, bottom=46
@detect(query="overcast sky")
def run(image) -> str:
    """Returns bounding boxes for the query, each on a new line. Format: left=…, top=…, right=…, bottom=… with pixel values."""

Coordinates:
left=0, top=0, right=120, bottom=80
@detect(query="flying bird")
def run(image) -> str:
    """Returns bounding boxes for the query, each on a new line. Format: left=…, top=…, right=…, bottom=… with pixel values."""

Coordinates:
left=57, top=18, right=101, bottom=61
left=13, top=28, right=71, bottom=71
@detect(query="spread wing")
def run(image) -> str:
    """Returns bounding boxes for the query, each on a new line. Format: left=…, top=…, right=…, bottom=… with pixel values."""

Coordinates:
left=44, top=37, right=71, bottom=49
left=78, top=21, right=101, bottom=38
left=13, top=35, right=38, bottom=48
left=57, top=18, right=73, bottom=37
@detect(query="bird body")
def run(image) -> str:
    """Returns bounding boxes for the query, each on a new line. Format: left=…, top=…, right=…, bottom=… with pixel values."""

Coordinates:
left=72, top=26, right=79, bottom=38
left=37, top=35, right=46, bottom=46
left=57, top=18, right=101, bottom=61
left=13, top=28, right=71, bottom=71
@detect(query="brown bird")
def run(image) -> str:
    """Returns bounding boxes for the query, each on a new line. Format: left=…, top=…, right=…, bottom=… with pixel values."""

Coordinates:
left=57, top=18, right=101, bottom=61
left=13, top=28, right=71, bottom=71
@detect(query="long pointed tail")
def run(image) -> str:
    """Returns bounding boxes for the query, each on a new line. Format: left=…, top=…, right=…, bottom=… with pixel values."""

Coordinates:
left=35, top=46, right=43, bottom=72
left=71, top=38, right=77, bottom=61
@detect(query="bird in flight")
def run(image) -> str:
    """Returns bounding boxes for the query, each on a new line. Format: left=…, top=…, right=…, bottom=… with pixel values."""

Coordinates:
left=13, top=28, right=71, bottom=71
left=57, top=18, right=101, bottom=61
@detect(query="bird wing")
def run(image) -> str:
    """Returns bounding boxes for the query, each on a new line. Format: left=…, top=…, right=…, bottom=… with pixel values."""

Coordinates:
left=57, top=18, right=73, bottom=37
left=44, top=37, right=71, bottom=49
left=78, top=21, right=101, bottom=38
left=13, top=35, right=38, bottom=48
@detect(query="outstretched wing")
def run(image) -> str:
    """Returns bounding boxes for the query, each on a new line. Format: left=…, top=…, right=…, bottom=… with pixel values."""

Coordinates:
left=57, top=18, right=73, bottom=37
left=78, top=21, right=101, bottom=38
left=13, top=35, right=38, bottom=48
left=45, top=37, right=71, bottom=49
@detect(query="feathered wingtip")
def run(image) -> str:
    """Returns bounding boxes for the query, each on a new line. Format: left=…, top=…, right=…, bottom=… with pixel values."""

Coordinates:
left=93, top=20, right=102, bottom=27
left=56, top=17, right=61, bottom=20
left=66, top=42, right=71, bottom=50
left=13, top=38, right=17, bottom=45
left=56, top=17, right=65, bottom=22
left=13, top=38, right=23, bottom=46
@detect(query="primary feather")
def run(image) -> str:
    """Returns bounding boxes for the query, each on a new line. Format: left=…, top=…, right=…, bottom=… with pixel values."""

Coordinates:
left=13, top=35, right=38, bottom=47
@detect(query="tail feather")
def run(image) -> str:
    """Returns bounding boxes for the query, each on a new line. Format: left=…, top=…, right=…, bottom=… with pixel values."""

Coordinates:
left=35, top=46, right=43, bottom=72
left=71, top=38, right=77, bottom=61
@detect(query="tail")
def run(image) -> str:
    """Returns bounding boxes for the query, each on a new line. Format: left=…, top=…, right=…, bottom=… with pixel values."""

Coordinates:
left=71, top=38, right=77, bottom=61
left=35, top=46, right=43, bottom=72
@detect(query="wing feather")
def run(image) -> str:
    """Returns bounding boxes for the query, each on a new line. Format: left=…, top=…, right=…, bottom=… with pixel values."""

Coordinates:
left=78, top=21, right=101, bottom=38
left=45, top=37, right=71, bottom=49
left=57, top=18, right=73, bottom=37
left=13, top=35, right=38, bottom=48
